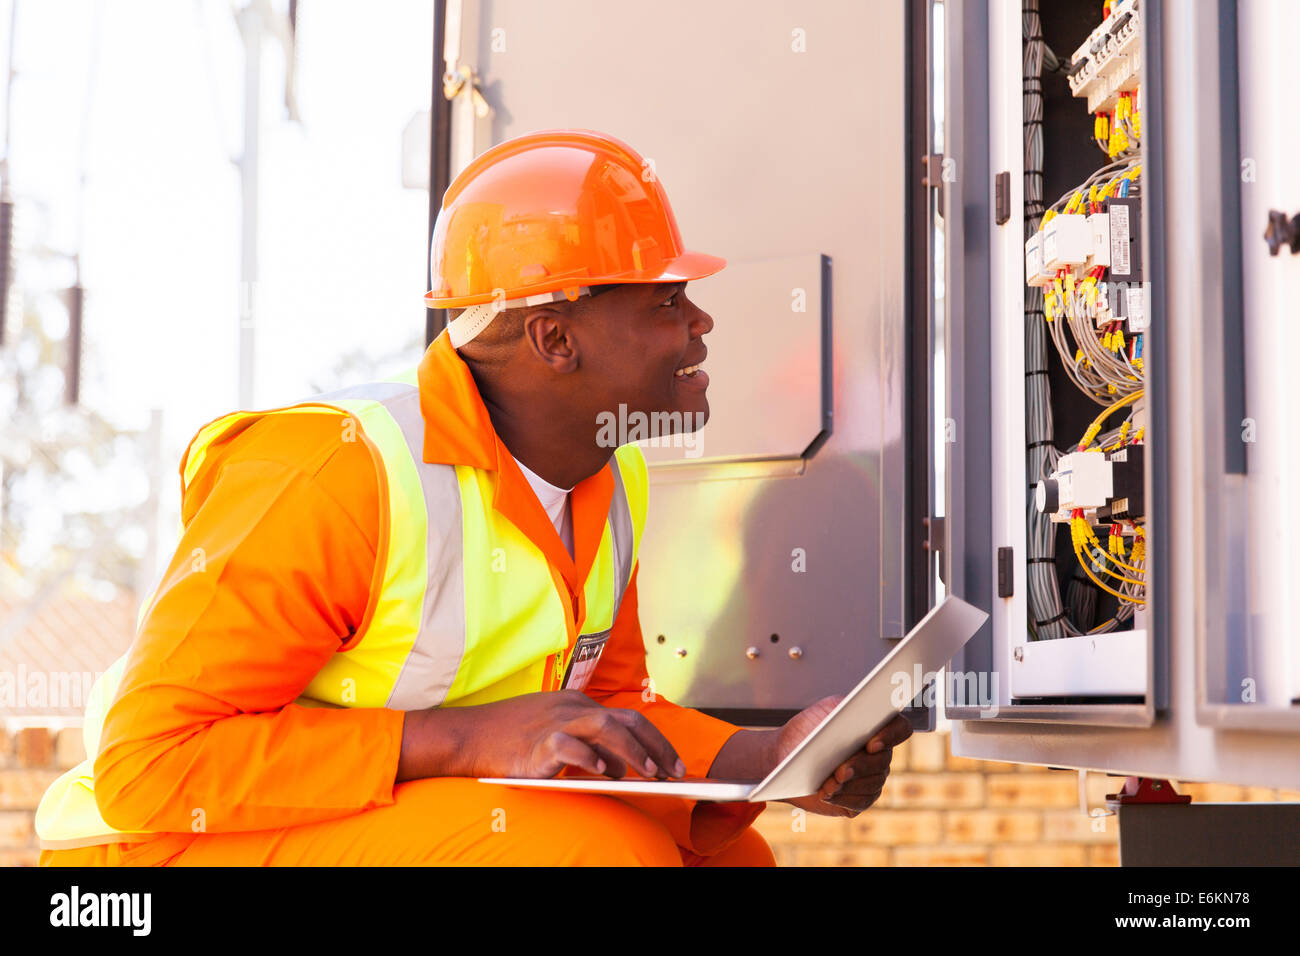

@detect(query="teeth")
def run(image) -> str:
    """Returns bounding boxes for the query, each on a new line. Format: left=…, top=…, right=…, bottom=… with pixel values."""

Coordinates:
left=675, top=364, right=702, bottom=377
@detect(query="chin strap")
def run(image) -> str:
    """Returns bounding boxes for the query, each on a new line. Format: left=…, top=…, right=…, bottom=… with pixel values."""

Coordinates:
left=447, top=286, right=591, bottom=348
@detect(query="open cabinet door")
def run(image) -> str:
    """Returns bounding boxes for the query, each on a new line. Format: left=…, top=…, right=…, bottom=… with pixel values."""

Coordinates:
left=939, top=0, right=1300, bottom=791
left=432, top=0, right=930, bottom=724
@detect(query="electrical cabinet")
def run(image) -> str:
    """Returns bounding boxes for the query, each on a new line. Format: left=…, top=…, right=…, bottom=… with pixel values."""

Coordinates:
left=943, top=0, right=1300, bottom=790
left=433, top=0, right=1300, bottom=788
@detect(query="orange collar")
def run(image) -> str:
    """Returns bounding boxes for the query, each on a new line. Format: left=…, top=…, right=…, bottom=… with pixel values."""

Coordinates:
left=417, top=328, right=613, bottom=601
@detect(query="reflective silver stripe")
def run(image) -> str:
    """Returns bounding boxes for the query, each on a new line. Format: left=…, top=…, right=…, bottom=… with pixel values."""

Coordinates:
left=313, top=380, right=417, bottom=404
left=317, top=380, right=468, bottom=711
left=608, top=457, right=636, bottom=625
left=373, top=386, right=467, bottom=710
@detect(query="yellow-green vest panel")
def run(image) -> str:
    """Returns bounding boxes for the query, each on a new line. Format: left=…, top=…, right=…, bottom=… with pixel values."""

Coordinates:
left=35, top=376, right=647, bottom=849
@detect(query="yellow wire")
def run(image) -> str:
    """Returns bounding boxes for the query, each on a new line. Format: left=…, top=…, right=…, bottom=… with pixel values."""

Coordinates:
left=1074, top=541, right=1147, bottom=604
left=1073, top=518, right=1148, bottom=577
left=1080, top=389, right=1143, bottom=448
left=1081, top=542, right=1148, bottom=584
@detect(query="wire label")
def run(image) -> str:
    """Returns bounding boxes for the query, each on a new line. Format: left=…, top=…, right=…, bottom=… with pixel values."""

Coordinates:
left=1110, top=202, right=1131, bottom=275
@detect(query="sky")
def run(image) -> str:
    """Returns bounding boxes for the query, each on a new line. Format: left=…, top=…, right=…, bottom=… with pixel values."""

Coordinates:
left=4, top=0, right=433, bottom=455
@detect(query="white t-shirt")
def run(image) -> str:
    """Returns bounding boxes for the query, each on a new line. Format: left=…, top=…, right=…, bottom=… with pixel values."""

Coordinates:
left=512, top=455, right=574, bottom=559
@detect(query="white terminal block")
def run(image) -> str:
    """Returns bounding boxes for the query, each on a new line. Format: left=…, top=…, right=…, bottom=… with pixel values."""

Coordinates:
left=1082, top=44, right=1141, bottom=115
left=1087, top=212, right=1111, bottom=270
left=1038, top=450, right=1113, bottom=522
left=1025, top=233, right=1052, bottom=288
left=1068, top=2, right=1143, bottom=113
left=1042, top=214, right=1091, bottom=274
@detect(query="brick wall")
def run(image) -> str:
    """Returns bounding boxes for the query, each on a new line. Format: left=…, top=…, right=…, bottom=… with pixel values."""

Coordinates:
left=3, top=725, right=1296, bottom=866
left=1, top=727, right=86, bottom=867
left=749, top=729, right=1300, bottom=867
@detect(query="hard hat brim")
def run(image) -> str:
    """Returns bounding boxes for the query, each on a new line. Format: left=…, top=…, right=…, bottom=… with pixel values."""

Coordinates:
left=641, top=249, right=728, bottom=285
left=425, top=249, right=727, bottom=309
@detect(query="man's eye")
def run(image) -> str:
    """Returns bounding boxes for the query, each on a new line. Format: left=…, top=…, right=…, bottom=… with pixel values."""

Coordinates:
left=661, top=294, right=678, bottom=308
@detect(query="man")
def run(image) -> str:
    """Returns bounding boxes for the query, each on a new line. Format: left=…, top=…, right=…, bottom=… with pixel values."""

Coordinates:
left=37, top=129, right=911, bottom=866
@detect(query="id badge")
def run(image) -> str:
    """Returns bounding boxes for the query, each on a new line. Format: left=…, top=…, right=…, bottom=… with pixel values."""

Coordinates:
left=561, top=629, right=611, bottom=691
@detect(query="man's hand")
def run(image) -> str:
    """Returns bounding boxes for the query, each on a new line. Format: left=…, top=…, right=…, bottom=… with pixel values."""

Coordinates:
left=397, top=690, right=686, bottom=783
left=775, top=695, right=913, bottom=818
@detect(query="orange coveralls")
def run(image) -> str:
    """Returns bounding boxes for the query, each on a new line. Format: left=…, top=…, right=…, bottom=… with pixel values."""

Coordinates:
left=40, top=334, right=772, bottom=866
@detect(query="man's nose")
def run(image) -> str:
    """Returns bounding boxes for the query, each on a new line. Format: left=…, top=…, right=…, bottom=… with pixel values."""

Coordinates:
left=686, top=297, right=714, bottom=336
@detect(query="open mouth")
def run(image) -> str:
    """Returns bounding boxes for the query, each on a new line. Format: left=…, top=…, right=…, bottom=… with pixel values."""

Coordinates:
left=673, top=361, right=709, bottom=390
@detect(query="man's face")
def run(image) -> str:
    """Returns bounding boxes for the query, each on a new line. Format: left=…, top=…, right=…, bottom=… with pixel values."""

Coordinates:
left=577, top=281, right=715, bottom=436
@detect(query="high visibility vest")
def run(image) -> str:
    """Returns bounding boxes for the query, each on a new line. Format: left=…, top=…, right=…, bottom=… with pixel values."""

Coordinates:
left=35, top=376, right=647, bottom=849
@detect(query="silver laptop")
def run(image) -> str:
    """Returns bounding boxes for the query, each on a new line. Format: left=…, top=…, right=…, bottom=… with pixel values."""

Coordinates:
left=479, top=595, right=989, bottom=803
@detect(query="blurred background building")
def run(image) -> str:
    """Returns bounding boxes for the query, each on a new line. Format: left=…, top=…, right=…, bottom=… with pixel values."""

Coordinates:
left=0, top=0, right=431, bottom=828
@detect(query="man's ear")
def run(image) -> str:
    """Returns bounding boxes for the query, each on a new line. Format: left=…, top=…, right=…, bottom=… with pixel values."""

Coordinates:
left=522, top=307, right=579, bottom=374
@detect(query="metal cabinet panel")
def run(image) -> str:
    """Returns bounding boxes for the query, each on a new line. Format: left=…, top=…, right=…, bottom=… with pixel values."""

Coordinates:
left=637, top=253, right=829, bottom=465
left=450, top=0, right=912, bottom=716
left=1195, top=0, right=1300, bottom=731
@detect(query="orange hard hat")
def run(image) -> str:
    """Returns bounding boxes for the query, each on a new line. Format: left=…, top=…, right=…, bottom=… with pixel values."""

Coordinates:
left=426, top=128, right=725, bottom=343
